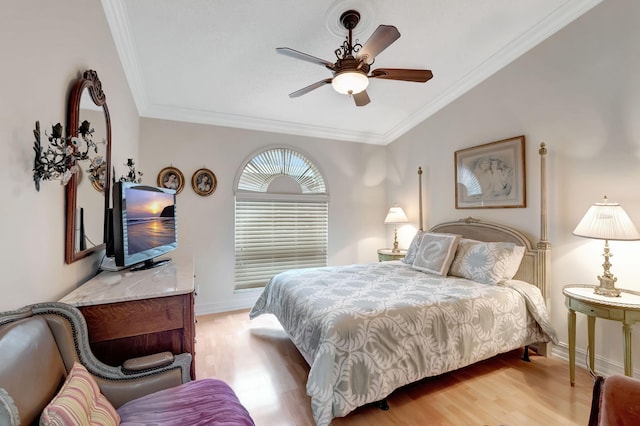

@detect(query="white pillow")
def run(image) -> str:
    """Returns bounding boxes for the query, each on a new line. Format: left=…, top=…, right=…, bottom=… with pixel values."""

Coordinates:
left=449, top=239, right=519, bottom=285
left=402, top=230, right=424, bottom=264
left=411, top=232, right=461, bottom=276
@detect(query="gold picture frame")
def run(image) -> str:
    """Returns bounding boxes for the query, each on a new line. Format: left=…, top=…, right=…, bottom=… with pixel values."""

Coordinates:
left=454, top=135, right=526, bottom=209
left=157, top=166, right=184, bottom=194
left=191, top=168, right=217, bottom=196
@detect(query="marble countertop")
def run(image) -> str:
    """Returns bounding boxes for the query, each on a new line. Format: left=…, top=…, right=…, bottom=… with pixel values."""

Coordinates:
left=60, top=256, right=194, bottom=307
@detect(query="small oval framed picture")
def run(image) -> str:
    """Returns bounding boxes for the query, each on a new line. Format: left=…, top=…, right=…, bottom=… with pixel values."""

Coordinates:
left=157, top=166, right=185, bottom=194
left=192, top=168, right=217, bottom=196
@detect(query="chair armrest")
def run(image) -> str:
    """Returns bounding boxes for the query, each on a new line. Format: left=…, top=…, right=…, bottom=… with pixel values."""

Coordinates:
left=97, top=353, right=193, bottom=407
left=122, top=351, right=175, bottom=373
left=29, top=302, right=193, bottom=407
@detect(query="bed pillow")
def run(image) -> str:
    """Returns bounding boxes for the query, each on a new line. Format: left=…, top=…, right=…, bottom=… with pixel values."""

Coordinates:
left=402, top=230, right=424, bottom=264
left=40, top=362, right=120, bottom=426
left=411, top=232, right=461, bottom=276
left=503, top=245, right=526, bottom=280
left=449, top=239, right=519, bottom=285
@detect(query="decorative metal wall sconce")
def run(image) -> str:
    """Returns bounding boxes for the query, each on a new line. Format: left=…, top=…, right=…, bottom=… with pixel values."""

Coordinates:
left=32, top=120, right=104, bottom=191
left=118, top=158, right=143, bottom=183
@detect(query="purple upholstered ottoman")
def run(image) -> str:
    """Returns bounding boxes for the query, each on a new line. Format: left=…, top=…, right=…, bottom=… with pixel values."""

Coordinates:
left=117, top=378, right=255, bottom=425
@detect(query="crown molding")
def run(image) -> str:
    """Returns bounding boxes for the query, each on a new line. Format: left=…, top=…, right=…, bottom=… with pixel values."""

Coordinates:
left=384, top=0, right=603, bottom=144
left=102, top=0, right=602, bottom=146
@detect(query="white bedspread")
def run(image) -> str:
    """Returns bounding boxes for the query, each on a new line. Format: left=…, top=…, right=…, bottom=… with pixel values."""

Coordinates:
left=250, top=261, right=557, bottom=426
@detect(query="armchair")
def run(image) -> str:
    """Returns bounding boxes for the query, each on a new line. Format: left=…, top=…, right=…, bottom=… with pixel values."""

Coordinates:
left=589, top=374, right=640, bottom=426
left=0, top=302, right=253, bottom=425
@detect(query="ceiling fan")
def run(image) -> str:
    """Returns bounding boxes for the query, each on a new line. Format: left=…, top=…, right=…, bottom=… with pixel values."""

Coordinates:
left=277, top=10, right=433, bottom=107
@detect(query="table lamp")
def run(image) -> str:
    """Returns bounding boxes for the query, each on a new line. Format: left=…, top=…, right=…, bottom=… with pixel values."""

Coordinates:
left=573, top=196, right=640, bottom=297
left=384, top=204, right=408, bottom=253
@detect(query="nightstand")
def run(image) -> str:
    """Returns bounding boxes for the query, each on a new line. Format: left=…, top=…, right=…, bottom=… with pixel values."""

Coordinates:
left=377, top=248, right=407, bottom=262
left=563, top=284, right=640, bottom=386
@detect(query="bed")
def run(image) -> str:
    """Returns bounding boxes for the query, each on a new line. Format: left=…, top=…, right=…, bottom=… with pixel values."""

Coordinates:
left=249, top=144, right=557, bottom=426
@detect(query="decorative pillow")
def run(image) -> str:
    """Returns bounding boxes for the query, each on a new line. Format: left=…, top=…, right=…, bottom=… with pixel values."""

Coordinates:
left=402, top=230, right=424, bottom=264
left=411, top=232, right=461, bottom=276
left=40, top=362, right=120, bottom=426
left=449, top=239, right=518, bottom=285
left=503, top=245, right=526, bottom=280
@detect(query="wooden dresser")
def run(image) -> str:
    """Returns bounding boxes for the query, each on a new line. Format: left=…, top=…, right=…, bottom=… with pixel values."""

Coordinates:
left=59, top=256, right=196, bottom=379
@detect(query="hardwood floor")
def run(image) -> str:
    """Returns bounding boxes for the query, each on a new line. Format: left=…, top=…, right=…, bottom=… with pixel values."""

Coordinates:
left=195, top=309, right=594, bottom=426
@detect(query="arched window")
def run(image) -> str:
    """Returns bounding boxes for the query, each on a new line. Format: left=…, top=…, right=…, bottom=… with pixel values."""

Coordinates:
left=234, top=147, right=328, bottom=290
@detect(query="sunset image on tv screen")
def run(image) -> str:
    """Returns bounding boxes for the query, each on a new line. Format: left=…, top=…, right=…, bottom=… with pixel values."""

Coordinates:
left=125, top=187, right=176, bottom=255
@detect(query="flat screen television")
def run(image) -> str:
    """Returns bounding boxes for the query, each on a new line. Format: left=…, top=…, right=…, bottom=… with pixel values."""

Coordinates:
left=110, top=181, right=178, bottom=271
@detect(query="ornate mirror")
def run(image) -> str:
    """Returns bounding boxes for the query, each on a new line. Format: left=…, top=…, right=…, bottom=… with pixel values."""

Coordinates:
left=65, top=70, right=112, bottom=263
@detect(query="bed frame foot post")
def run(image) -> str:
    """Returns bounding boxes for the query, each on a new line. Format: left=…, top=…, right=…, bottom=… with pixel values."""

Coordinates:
left=376, top=399, right=390, bottom=411
left=522, top=346, right=531, bottom=362
left=535, top=143, right=552, bottom=359
left=418, top=166, right=423, bottom=231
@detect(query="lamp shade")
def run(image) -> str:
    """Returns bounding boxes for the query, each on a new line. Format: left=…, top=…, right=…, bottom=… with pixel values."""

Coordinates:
left=384, top=206, right=408, bottom=225
left=573, top=197, right=640, bottom=241
left=331, top=71, right=369, bottom=95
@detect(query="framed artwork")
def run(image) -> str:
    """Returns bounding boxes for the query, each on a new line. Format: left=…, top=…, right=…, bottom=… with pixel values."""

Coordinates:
left=191, top=168, right=217, bottom=196
left=454, top=135, right=526, bottom=209
left=157, top=166, right=185, bottom=194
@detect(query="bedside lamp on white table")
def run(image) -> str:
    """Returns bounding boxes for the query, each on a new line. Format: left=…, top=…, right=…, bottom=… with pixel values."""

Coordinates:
left=573, top=195, right=640, bottom=297
left=384, top=204, right=408, bottom=253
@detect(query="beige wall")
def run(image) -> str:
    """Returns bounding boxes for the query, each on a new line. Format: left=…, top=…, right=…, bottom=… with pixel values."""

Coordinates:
left=138, top=118, right=388, bottom=312
left=387, top=0, right=640, bottom=375
left=0, top=0, right=139, bottom=311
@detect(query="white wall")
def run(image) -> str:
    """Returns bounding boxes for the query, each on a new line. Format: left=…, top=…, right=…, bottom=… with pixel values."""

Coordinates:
left=138, top=118, right=388, bottom=313
left=388, top=0, right=640, bottom=376
left=0, top=0, right=140, bottom=311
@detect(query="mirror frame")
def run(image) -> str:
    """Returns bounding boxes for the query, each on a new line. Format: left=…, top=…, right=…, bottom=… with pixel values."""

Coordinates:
left=65, top=70, right=112, bottom=264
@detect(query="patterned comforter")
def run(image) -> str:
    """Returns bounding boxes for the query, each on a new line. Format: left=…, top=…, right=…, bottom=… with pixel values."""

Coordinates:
left=249, top=261, right=557, bottom=426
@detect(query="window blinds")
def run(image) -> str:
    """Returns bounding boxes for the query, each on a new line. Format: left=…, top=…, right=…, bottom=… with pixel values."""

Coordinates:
left=234, top=199, right=328, bottom=290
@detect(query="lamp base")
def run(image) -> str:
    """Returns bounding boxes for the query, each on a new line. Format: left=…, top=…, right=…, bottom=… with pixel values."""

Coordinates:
left=594, top=275, right=621, bottom=297
left=391, top=226, right=401, bottom=253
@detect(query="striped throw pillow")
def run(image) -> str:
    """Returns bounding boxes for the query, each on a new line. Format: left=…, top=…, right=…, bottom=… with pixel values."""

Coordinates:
left=40, top=362, right=120, bottom=426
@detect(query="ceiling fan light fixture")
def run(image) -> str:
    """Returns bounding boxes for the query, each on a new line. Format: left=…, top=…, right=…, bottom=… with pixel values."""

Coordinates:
left=331, top=71, right=369, bottom=95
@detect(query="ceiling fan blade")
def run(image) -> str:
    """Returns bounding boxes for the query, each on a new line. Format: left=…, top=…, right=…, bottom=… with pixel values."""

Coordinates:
left=370, top=68, right=434, bottom=82
left=352, top=90, right=370, bottom=107
left=276, top=47, right=334, bottom=69
left=288, top=78, right=333, bottom=98
left=356, top=25, right=401, bottom=63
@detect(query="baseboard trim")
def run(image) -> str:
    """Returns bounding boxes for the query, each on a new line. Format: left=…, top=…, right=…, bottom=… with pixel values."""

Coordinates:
left=195, top=288, right=262, bottom=316
left=551, top=342, right=631, bottom=377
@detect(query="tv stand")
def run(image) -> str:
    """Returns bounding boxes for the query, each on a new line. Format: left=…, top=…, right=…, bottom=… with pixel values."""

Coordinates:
left=59, top=256, right=196, bottom=379
left=130, top=257, right=172, bottom=272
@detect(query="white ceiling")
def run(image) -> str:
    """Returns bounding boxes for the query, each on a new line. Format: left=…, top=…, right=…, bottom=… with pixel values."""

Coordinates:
left=102, top=0, right=601, bottom=145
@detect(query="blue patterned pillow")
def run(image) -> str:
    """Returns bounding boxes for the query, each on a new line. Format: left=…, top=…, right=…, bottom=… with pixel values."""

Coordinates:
left=411, top=233, right=461, bottom=276
left=449, top=239, right=517, bottom=284
left=503, top=245, right=526, bottom=280
left=402, top=230, right=424, bottom=264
